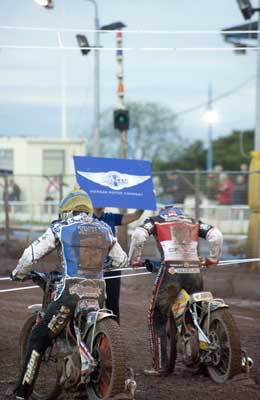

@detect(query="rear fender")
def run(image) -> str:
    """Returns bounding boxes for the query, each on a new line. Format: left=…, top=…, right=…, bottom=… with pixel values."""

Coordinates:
left=27, top=304, right=42, bottom=312
left=199, top=302, right=229, bottom=350
left=202, top=300, right=229, bottom=317
left=84, top=309, right=116, bottom=338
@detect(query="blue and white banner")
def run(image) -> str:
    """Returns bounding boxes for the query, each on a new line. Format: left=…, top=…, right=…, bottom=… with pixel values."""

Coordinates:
left=73, top=156, right=156, bottom=210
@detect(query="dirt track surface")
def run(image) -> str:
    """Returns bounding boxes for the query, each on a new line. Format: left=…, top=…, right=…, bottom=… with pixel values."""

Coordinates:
left=0, top=253, right=260, bottom=400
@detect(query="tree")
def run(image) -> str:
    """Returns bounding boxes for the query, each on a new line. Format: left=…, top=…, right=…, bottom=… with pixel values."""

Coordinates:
left=154, top=129, right=254, bottom=171
left=100, top=101, right=182, bottom=162
left=153, top=140, right=207, bottom=171
left=213, top=130, right=253, bottom=170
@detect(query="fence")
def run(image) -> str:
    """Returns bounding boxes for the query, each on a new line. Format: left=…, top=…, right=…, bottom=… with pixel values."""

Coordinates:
left=0, top=170, right=252, bottom=244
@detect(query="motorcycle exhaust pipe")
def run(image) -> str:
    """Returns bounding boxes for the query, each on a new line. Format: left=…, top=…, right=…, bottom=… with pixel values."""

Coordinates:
left=241, top=350, right=254, bottom=373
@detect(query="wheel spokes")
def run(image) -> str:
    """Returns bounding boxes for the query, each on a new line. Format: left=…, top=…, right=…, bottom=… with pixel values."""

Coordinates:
left=92, top=333, right=112, bottom=398
left=209, top=320, right=230, bottom=374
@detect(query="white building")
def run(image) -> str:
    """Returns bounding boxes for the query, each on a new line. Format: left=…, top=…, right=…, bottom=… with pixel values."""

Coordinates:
left=0, top=136, right=87, bottom=204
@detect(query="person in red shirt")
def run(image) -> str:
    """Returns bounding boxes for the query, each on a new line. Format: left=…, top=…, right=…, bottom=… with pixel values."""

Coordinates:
left=217, top=173, right=234, bottom=205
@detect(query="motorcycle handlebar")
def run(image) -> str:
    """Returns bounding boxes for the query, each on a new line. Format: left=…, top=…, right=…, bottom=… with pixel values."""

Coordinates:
left=26, top=270, right=63, bottom=286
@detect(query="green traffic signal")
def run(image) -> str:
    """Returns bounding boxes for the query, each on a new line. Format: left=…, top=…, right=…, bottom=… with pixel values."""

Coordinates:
left=114, top=109, right=129, bottom=130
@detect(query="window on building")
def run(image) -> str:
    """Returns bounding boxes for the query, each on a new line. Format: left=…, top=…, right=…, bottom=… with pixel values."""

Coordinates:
left=0, top=149, right=13, bottom=172
left=42, top=149, right=65, bottom=176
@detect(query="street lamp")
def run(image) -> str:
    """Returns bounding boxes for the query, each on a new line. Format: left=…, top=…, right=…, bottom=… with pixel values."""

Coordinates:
left=204, top=84, right=218, bottom=171
left=84, top=0, right=100, bottom=157
left=33, top=0, right=100, bottom=151
left=34, top=0, right=126, bottom=155
left=76, top=20, right=126, bottom=156
left=33, top=0, right=54, bottom=8
left=235, top=0, right=260, bottom=150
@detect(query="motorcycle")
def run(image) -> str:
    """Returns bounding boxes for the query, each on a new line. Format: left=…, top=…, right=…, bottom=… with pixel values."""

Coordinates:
left=144, top=259, right=253, bottom=384
left=19, top=270, right=130, bottom=400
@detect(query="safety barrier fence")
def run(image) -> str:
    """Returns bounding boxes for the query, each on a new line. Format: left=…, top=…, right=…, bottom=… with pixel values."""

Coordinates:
left=0, top=257, right=259, bottom=294
left=0, top=170, right=252, bottom=246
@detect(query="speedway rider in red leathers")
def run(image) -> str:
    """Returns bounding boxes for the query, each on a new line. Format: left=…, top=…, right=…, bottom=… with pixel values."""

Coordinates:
left=129, top=206, right=223, bottom=377
left=11, top=189, right=127, bottom=400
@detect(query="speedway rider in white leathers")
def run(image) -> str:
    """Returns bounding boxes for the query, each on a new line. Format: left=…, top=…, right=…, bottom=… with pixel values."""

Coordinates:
left=11, top=189, right=127, bottom=400
left=129, top=206, right=223, bottom=377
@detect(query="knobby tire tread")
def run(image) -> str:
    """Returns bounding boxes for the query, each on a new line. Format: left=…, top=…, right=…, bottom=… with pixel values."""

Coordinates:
left=86, top=318, right=126, bottom=400
left=203, top=308, right=241, bottom=383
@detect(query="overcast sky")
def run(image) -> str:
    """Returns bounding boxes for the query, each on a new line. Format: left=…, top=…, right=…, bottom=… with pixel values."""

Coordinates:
left=0, top=0, right=258, bottom=150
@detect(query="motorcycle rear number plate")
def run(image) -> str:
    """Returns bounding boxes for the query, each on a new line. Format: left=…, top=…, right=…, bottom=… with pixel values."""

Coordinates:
left=168, top=267, right=200, bottom=274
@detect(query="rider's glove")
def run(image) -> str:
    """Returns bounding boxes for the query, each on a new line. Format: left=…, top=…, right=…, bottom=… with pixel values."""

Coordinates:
left=144, top=259, right=154, bottom=273
left=130, top=260, right=143, bottom=268
left=205, top=258, right=218, bottom=268
left=104, top=256, right=113, bottom=271
left=10, top=267, right=26, bottom=281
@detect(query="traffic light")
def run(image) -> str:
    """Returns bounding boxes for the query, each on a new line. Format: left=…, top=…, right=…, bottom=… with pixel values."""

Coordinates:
left=114, top=109, right=129, bottom=130
left=76, top=34, right=91, bottom=56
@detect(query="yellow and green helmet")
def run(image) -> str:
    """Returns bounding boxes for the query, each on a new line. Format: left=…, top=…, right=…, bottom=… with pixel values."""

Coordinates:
left=59, top=189, right=93, bottom=214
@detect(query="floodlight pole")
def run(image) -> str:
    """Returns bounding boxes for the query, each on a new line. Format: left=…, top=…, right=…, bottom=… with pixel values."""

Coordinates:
left=33, top=0, right=100, bottom=148
left=255, top=0, right=260, bottom=150
left=207, top=83, right=213, bottom=171
left=85, top=0, right=100, bottom=156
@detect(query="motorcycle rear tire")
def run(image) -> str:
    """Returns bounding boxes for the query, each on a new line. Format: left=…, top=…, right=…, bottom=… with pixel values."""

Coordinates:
left=19, top=313, right=62, bottom=400
left=85, top=317, right=126, bottom=400
left=203, top=308, right=241, bottom=383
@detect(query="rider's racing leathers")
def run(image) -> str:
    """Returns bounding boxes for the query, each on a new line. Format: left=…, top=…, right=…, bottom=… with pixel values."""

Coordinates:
left=12, top=212, right=127, bottom=399
left=129, top=209, right=223, bottom=374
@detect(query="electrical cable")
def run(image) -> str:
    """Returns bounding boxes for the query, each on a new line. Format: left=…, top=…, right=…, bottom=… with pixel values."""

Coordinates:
left=175, top=75, right=255, bottom=118
left=1, top=26, right=260, bottom=34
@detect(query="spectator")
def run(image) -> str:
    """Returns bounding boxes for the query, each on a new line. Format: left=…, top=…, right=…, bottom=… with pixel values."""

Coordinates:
left=153, top=176, right=164, bottom=203
left=44, top=176, right=61, bottom=202
left=213, top=165, right=223, bottom=174
left=93, top=207, right=144, bottom=323
left=233, top=175, right=248, bottom=205
left=240, top=163, right=249, bottom=186
left=206, top=171, right=218, bottom=202
left=240, top=163, right=248, bottom=173
left=166, top=173, right=185, bottom=204
left=44, top=176, right=65, bottom=213
left=217, top=173, right=234, bottom=205
left=3, top=178, right=21, bottom=201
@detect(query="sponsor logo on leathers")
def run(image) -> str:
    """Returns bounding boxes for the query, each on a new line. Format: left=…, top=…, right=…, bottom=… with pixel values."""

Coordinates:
left=69, top=283, right=103, bottom=298
left=77, top=170, right=150, bottom=191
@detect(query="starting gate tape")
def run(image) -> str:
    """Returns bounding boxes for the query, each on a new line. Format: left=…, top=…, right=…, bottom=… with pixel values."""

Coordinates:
left=1, top=257, right=260, bottom=294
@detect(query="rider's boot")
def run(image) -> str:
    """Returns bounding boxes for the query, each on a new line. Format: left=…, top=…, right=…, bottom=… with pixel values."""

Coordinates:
left=15, top=349, right=42, bottom=400
left=144, top=334, right=169, bottom=377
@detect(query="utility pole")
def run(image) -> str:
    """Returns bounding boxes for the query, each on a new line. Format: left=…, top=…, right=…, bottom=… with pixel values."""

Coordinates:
left=248, top=0, right=260, bottom=267
left=207, top=83, right=213, bottom=171
left=115, top=28, right=128, bottom=251
left=255, top=0, right=260, bottom=149
left=116, top=30, right=127, bottom=158
left=92, top=0, right=101, bottom=156
left=235, top=0, right=260, bottom=267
